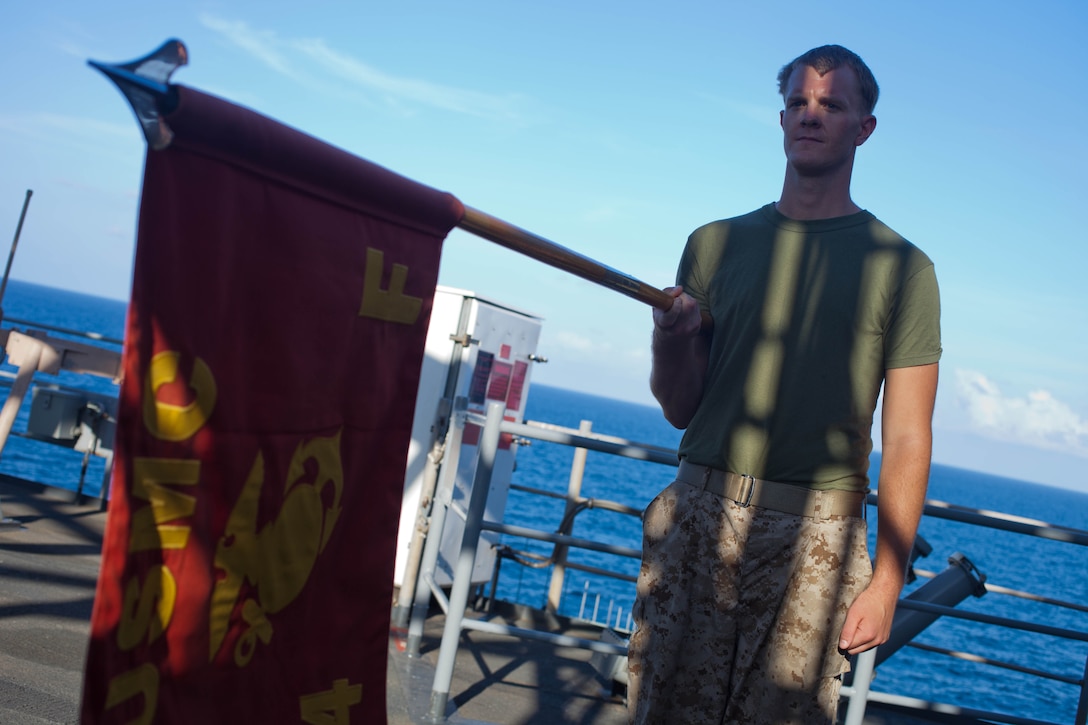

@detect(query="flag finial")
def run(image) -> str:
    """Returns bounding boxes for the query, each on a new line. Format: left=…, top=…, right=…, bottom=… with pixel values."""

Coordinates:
left=88, top=39, right=188, bottom=150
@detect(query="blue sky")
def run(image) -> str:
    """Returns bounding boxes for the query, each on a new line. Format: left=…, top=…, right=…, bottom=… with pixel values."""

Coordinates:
left=1, top=1, right=1085, bottom=492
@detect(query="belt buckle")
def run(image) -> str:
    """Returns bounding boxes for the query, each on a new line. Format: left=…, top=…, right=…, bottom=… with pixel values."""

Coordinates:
left=736, top=474, right=756, bottom=507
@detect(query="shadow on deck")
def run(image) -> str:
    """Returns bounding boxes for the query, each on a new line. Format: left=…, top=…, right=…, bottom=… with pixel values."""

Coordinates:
left=0, top=477, right=984, bottom=725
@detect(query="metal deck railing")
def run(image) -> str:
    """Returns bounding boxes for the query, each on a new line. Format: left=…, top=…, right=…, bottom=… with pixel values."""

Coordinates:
left=406, top=399, right=1088, bottom=725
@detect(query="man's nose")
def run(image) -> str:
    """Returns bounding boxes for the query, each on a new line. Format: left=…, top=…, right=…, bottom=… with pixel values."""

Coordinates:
left=800, top=110, right=821, bottom=126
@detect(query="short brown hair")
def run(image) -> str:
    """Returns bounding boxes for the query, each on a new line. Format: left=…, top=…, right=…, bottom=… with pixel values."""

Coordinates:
left=777, top=45, right=879, bottom=116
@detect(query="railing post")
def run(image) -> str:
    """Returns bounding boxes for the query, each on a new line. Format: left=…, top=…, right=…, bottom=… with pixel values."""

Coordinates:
left=427, top=402, right=505, bottom=722
left=546, top=419, right=592, bottom=614
left=842, top=647, right=876, bottom=725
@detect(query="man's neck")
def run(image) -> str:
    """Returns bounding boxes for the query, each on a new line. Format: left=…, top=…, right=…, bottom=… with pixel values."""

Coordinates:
left=776, top=169, right=861, bottom=220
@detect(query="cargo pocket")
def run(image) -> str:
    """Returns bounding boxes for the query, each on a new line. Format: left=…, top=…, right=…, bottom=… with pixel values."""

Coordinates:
left=822, top=518, right=873, bottom=680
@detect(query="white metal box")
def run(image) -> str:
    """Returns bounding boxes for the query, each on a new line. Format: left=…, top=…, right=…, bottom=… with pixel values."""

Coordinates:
left=395, top=286, right=543, bottom=588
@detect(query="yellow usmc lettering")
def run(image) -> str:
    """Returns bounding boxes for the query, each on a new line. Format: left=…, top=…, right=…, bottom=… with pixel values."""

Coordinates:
left=103, top=351, right=217, bottom=722
left=358, top=247, right=423, bottom=324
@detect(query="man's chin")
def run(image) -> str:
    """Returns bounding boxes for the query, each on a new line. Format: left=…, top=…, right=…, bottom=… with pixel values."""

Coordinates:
left=787, top=156, right=846, bottom=177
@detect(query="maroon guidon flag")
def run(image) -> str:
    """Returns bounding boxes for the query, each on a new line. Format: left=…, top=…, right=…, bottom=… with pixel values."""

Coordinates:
left=81, top=86, right=464, bottom=724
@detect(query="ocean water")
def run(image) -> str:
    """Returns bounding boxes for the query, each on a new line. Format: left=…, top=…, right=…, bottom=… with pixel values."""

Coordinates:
left=1, top=280, right=1085, bottom=723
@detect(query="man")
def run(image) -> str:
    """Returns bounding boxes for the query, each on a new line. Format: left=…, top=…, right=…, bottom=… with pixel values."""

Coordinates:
left=627, top=45, right=941, bottom=724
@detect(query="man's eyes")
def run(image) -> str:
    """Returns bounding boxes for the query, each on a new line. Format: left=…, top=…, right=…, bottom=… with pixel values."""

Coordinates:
left=788, top=99, right=843, bottom=111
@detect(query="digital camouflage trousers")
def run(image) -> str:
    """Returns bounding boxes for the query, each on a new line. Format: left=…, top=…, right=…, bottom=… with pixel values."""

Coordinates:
left=627, top=478, right=871, bottom=725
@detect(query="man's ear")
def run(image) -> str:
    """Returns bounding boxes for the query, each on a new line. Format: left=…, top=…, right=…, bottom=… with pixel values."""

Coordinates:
left=780, top=109, right=785, bottom=128
left=856, top=114, right=877, bottom=147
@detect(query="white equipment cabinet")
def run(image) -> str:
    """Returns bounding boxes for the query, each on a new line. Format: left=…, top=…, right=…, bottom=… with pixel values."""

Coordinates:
left=395, top=286, right=543, bottom=588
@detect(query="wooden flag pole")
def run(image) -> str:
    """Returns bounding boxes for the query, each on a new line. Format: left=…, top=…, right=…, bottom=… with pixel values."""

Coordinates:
left=459, top=206, right=671, bottom=309
left=458, top=206, right=712, bottom=330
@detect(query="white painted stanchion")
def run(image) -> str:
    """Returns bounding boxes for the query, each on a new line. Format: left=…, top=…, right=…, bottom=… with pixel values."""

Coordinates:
left=426, top=401, right=504, bottom=723
left=842, top=647, right=876, bottom=725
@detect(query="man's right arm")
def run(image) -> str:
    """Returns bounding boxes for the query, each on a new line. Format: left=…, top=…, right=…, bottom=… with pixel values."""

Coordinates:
left=650, top=286, right=710, bottom=429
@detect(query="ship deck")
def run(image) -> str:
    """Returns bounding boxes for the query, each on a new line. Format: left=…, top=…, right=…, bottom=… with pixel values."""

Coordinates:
left=0, top=476, right=984, bottom=725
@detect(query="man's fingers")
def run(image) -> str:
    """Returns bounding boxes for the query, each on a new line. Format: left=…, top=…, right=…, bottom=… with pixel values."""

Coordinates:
left=840, top=615, right=887, bottom=655
left=654, top=287, right=705, bottom=344
left=839, top=610, right=860, bottom=651
left=840, top=603, right=877, bottom=654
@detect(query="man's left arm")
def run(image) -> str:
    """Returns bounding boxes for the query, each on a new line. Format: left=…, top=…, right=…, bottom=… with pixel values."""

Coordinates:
left=838, top=362, right=939, bottom=655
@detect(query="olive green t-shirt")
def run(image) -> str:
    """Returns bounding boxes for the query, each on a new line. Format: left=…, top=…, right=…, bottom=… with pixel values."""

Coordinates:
left=676, top=204, right=941, bottom=492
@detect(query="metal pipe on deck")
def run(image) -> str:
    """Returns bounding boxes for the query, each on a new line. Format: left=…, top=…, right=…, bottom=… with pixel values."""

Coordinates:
left=458, top=615, right=628, bottom=656
left=546, top=419, right=591, bottom=614
left=504, top=419, right=680, bottom=465
left=427, top=402, right=505, bottom=723
left=921, top=498, right=1088, bottom=546
left=874, top=553, right=987, bottom=667
left=841, top=648, right=877, bottom=725
left=482, top=521, right=642, bottom=560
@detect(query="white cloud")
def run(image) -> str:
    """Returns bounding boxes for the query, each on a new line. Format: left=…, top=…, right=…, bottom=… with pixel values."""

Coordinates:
left=293, top=38, right=525, bottom=121
left=552, top=330, right=598, bottom=353
left=198, top=14, right=527, bottom=122
left=955, top=369, right=1088, bottom=457
left=198, top=15, right=300, bottom=80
